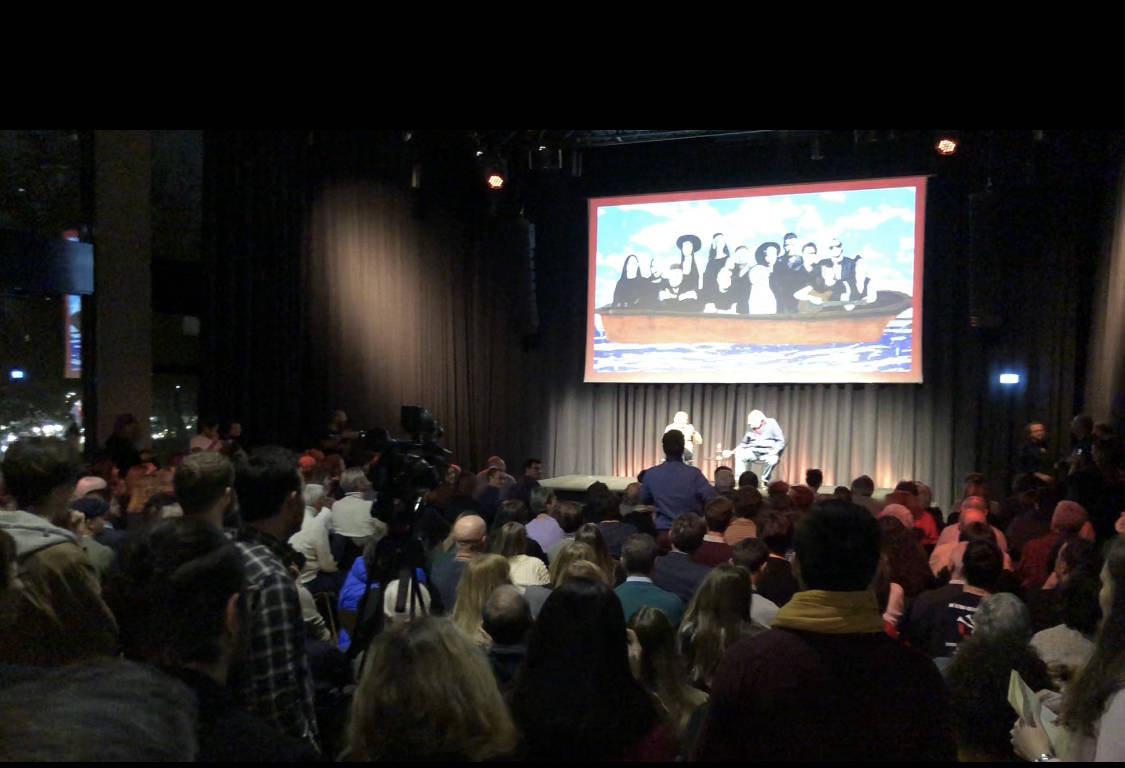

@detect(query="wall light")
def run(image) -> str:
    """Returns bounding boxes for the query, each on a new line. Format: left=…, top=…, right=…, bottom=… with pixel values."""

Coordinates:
left=998, top=372, right=1020, bottom=385
left=9, top=369, right=25, bottom=380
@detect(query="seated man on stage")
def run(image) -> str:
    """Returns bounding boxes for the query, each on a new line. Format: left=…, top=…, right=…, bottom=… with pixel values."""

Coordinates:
left=664, top=411, right=703, bottom=465
left=723, top=409, right=785, bottom=485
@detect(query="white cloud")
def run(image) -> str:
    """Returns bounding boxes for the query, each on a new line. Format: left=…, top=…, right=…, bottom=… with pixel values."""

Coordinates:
left=899, top=235, right=914, bottom=250
left=833, top=204, right=915, bottom=231
left=819, top=191, right=846, bottom=203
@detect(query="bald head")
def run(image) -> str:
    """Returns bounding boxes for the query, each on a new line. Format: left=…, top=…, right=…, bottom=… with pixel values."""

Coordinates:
left=452, top=514, right=487, bottom=553
left=959, top=505, right=988, bottom=529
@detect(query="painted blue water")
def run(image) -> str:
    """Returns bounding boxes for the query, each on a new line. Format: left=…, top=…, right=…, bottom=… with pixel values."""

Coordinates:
left=592, top=310, right=913, bottom=373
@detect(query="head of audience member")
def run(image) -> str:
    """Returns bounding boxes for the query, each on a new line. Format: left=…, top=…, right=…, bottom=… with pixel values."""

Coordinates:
left=1, top=437, right=80, bottom=528
left=680, top=563, right=754, bottom=688
left=958, top=498, right=990, bottom=530
left=482, top=584, right=532, bottom=647
left=627, top=605, right=706, bottom=740
left=495, top=498, right=531, bottom=528
left=915, top=481, right=933, bottom=509
left=450, top=553, right=511, bottom=641
left=297, top=455, right=317, bottom=480
left=107, top=518, right=247, bottom=683
left=833, top=486, right=853, bottom=502
left=484, top=455, right=507, bottom=474
left=731, top=537, right=771, bottom=584
left=961, top=539, right=1004, bottom=592
left=789, top=485, right=815, bottom=513
left=173, top=452, right=235, bottom=528
left=893, top=480, right=918, bottom=497
left=878, top=503, right=914, bottom=531
left=302, top=482, right=327, bottom=514
left=523, top=458, right=542, bottom=481
left=622, top=482, right=641, bottom=506
left=529, top=486, right=558, bottom=518
left=805, top=469, right=824, bottom=491
left=670, top=513, right=706, bottom=555
left=714, top=466, right=735, bottom=492
left=0, top=660, right=199, bottom=761
left=1071, top=414, right=1094, bottom=440
left=1053, top=537, right=1100, bottom=588
left=704, top=496, right=734, bottom=535
left=732, top=487, right=762, bottom=521
left=765, top=482, right=791, bottom=513
left=662, top=429, right=685, bottom=460
left=556, top=501, right=584, bottom=535
left=877, top=516, right=934, bottom=597
left=1058, top=560, right=1103, bottom=638
left=622, top=534, right=658, bottom=577
left=451, top=514, right=488, bottom=557
left=347, top=616, right=517, bottom=761
left=339, top=466, right=372, bottom=496
left=1050, top=500, right=1088, bottom=535
left=73, top=474, right=109, bottom=502
left=585, top=481, right=616, bottom=523
left=492, top=521, right=529, bottom=559
left=233, top=448, right=304, bottom=540
left=973, top=592, right=1032, bottom=643
left=851, top=474, right=876, bottom=498
left=548, top=541, right=598, bottom=589
left=574, top=523, right=616, bottom=586
left=67, top=489, right=104, bottom=527
left=758, top=509, right=794, bottom=557
left=512, top=577, right=657, bottom=761
left=738, top=470, right=759, bottom=490
left=793, top=500, right=880, bottom=592
left=196, top=417, right=220, bottom=441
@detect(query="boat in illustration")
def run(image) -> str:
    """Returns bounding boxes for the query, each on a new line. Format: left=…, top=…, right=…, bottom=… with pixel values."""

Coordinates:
left=596, top=291, right=912, bottom=346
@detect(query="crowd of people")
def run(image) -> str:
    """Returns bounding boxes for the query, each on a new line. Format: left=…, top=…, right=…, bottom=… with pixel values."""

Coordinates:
left=610, top=232, right=881, bottom=315
left=1, top=410, right=1124, bottom=761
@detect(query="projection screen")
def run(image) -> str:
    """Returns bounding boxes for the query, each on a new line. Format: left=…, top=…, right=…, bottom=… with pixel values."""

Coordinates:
left=585, top=176, right=925, bottom=384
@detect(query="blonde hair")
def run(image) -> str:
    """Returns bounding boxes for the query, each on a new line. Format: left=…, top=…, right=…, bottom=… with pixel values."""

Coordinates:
left=548, top=541, right=598, bottom=589
left=450, top=554, right=511, bottom=641
left=561, top=560, right=605, bottom=586
left=574, top=523, right=617, bottom=587
left=346, top=617, right=517, bottom=761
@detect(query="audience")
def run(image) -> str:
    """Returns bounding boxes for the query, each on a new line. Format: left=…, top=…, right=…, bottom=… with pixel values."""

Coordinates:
left=754, top=508, right=800, bottom=607
left=651, top=513, right=713, bottom=603
left=0, top=437, right=118, bottom=666
left=1016, top=499, right=1091, bottom=589
left=230, top=447, right=319, bottom=749
left=525, top=486, right=564, bottom=552
left=574, top=522, right=620, bottom=586
left=678, top=563, right=766, bottom=691
left=695, top=496, right=735, bottom=567
left=449, top=553, right=511, bottom=646
left=730, top=537, right=781, bottom=627
left=430, top=514, right=488, bottom=614
left=640, top=430, right=716, bottom=548
left=522, top=540, right=598, bottom=618
left=723, top=487, right=760, bottom=545
left=696, top=500, right=955, bottom=761
left=627, top=606, right=709, bottom=759
left=615, top=533, right=685, bottom=626
left=345, top=617, right=517, bottom=761
left=511, top=577, right=673, bottom=760
left=491, top=521, right=549, bottom=587
left=481, top=584, right=532, bottom=694
left=544, top=500, right=584, bottom=562
left=596, top=492, right=638, bottom=559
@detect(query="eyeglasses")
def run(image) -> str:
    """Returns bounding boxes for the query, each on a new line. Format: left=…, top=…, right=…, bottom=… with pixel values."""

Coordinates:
left=829, top=244, right=842, bottom=250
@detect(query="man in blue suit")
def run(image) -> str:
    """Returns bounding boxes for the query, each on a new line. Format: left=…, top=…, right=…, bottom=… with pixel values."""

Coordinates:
left=614, top=533, right=684, bottom=627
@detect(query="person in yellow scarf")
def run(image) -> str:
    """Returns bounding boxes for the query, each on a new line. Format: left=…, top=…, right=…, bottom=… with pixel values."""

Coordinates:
left=694, top=500, right=956, bottom=762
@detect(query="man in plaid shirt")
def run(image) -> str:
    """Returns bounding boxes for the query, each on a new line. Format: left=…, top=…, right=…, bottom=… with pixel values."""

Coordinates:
left=231, top=447, right=320, bottom=751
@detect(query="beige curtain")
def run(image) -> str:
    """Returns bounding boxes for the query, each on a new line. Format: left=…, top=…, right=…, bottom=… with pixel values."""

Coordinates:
left=1085, top=163, right=1125, bottom=429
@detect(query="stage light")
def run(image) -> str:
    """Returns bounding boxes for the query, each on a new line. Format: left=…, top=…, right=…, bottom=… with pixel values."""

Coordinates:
left=998, top=372, right=1020, bottom=385
left=481, top=154, right=507, bottom=190
left=9, top=369, right=25, bottom=380
left=486, top=173, right=504, bottom=190
left=936, top=137, right=957, bottom=155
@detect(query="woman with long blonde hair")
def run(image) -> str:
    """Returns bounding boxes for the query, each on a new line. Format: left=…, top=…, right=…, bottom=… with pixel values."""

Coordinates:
left=575, top=523, right=620, bottom=587
left=450, top=553, right=511, bottom=645
left=346, top=616, right=517, bottom=761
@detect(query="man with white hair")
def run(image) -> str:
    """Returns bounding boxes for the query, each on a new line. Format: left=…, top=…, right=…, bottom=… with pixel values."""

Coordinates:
left=723, top=409, right=785, bottom=484
left=329, top=467, right=386, bottom=549
left=934, top=497, right=1010, bottom=551
left=430, top=514, right=488, bottom=614
left=664, top=411, right=703, bottom=465
left=288, top=483, right=341, bottom=594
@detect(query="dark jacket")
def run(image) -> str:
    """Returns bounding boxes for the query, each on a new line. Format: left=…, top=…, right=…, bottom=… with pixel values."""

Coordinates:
left=651, top=551, right=712, bottom=605
left=696, top=627, right=955, bottom=761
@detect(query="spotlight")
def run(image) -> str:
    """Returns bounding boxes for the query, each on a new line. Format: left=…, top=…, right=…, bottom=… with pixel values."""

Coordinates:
left=9, top=369, right=25, bottom=380
left=486, top=173, right=505, bottom=190
left=481, top=154, right=507, bottom=191
left=936, top=137, right=957, bottom=155
left=998, top=372, right=1020, bottom=385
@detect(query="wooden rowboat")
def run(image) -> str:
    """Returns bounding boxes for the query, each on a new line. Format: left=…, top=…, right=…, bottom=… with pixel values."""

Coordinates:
left=597, top=291, right=912, bottom=346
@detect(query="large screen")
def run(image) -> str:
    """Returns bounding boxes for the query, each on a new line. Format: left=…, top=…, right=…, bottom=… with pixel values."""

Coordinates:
left=585, top=176, right=925, bottom=383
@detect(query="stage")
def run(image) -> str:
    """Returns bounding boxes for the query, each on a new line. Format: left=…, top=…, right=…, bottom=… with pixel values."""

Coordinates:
left=540, top=474, right=896, bottom=503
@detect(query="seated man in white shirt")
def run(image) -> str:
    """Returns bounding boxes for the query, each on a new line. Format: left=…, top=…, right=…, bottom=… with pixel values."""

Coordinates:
left=289, top=483, right=341, bottom=594
left=329, top=467, right=386, bottom=550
